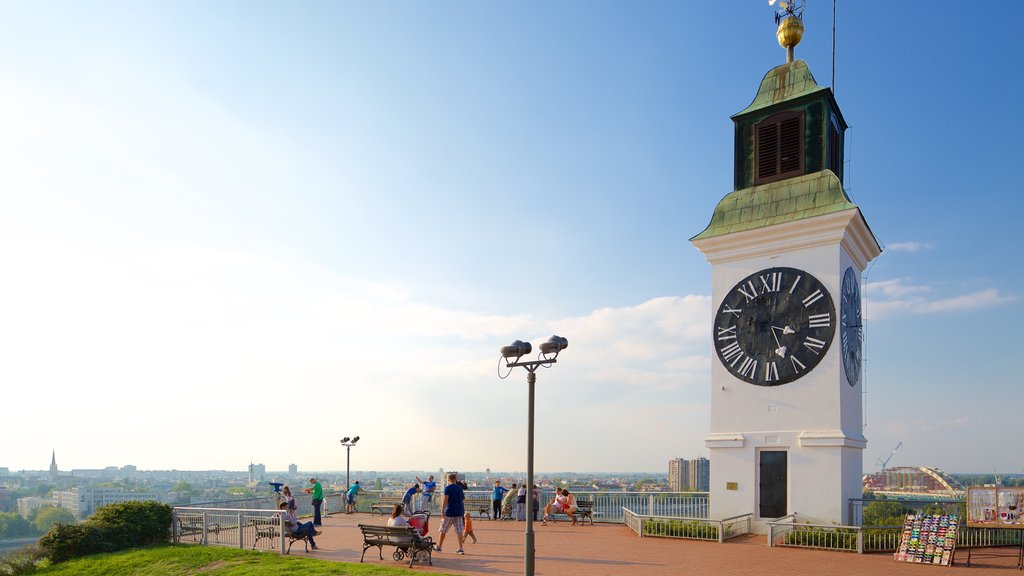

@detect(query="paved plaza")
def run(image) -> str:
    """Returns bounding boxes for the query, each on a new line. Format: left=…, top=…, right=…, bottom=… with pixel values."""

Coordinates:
left=297, top=512, right=1021, bottom=575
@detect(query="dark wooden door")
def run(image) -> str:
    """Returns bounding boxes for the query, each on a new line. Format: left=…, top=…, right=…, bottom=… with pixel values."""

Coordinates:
left=759, top=451, right=787, bottom=518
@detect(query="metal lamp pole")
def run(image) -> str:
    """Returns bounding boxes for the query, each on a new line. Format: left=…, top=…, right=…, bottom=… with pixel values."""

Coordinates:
left=340, top=436, right=360, bottom=491
left=499, top=336, right=568, bottom=576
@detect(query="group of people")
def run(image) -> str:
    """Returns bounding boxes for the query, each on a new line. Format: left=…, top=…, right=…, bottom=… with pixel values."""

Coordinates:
left=274, top=478, right=326, bottom=549
left=272, top=474, right=580, bottom=555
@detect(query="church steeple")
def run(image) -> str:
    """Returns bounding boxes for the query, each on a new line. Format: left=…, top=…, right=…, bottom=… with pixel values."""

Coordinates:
left=49, top=450, right=58, bottom=484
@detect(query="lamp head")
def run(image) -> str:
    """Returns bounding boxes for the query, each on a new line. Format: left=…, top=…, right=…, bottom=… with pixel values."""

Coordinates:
left=539, top=335, right=568, bottom=357
left=340, top=437, right=350, bottom=443
left=351, top=436, right=360, bottom=444
left=500, top=340, right=532, bottom=360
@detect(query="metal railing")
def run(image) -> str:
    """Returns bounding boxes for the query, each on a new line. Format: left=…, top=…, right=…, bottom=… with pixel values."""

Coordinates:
left=187, top=492, right=347, bottom=520
left=623, top=508, right=750, bottom=543
left=769, top=512, right=1024, bottom=554
left=172, top=507, right=288, bottom=554
left=362, top=489, right=709, bottom=523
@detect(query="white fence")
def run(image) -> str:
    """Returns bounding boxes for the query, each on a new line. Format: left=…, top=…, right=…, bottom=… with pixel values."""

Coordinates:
left=623, top=508, right=751, bottom=543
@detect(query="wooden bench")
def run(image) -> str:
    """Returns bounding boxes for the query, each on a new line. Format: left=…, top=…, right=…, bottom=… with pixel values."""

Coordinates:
left=358, top=524, right=433, bottom=567
left=546, top=499, right=595, bottom=525
left=370, top=496, right=405, bottom=515
left=251, top=521, right=314, bottom=554
left=463, top=498, right=492, bottom=519
left=176, top=516, right=221, bottom=542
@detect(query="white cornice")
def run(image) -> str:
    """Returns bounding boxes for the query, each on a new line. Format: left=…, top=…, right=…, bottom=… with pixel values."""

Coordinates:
left=798, top=430, right=867, bottom=449
left=692, top=209, right=882, bottom=268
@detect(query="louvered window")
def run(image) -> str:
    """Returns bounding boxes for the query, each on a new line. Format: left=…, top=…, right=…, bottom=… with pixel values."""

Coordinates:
left=828, top=114, right=844, bottom=182
left=754, top=111, right=803, bottom=184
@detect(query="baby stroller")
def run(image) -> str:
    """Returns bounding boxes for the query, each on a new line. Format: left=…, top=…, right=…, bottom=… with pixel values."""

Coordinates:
left=392, top=511, right=433, bottom=564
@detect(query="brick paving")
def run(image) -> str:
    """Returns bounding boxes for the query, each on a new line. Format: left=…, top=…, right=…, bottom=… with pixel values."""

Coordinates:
left=302, top=512, right=1021, bottom=575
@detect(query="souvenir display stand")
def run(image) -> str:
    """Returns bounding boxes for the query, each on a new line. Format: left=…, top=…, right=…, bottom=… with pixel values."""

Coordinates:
left=894, top=514, right=958, bottom=566
left=964, top=487, right=1024, bottom=569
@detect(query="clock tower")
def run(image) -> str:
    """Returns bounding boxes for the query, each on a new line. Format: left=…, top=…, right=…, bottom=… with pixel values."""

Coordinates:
left=691, top=12, right=881, bottom=531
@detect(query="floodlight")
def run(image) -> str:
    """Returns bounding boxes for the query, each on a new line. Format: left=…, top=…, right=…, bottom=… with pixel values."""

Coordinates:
left=539, top=335, right=568, bottom=356
left=500, top=340, right=532, bottom=359
left=340, top=437, right=350, bottom=443
left=351, top=436, right=360, bottom=444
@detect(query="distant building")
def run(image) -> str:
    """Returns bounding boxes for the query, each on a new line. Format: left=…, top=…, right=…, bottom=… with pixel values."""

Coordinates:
left=688, top=457, right=710, bottom=492
left=668, top=458, right=688, bottom=491
left=17, top=496, right=48, bottom=519
left=288, top=464, right=297, bottom=474
left=248, top=463, right=266, bottom=484
left=52, top=486, right=162, bottom=520
left=668, top=457, right=710, bottom=492
left=49, top=451, right=58, bottom=485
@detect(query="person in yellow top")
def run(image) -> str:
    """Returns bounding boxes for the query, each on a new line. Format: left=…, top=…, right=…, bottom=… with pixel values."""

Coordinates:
left=462, top=511, right=478, bottom=543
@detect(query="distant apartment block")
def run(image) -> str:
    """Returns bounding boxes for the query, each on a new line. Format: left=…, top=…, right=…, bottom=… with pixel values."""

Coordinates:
left=52, top=486, right=162, bottom=520
left=288, top=464, right=297, bottom=474
left=668, top=457, right=709, bottom=492
left=16, top=496, right=48, bottom=518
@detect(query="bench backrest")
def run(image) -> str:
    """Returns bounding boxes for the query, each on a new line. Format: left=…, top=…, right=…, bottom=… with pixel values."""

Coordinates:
left=359, top=524, right=419, bottom=544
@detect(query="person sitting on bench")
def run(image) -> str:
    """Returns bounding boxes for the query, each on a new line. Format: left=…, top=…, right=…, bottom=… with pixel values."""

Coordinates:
left=278, top=502, right=320, bottom=549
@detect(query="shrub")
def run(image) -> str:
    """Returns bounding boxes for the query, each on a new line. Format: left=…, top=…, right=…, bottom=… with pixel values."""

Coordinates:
left=37, top=501, right=172, bottom=564
left=0, top=545, right=47, bottom=576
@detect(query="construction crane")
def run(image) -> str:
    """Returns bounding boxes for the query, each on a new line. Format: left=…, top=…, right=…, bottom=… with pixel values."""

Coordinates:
left=876, top=441, right=902, bottom=470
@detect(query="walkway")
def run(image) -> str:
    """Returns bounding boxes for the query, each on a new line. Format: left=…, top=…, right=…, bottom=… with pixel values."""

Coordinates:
left=305, top=512, right=1021, bottom=575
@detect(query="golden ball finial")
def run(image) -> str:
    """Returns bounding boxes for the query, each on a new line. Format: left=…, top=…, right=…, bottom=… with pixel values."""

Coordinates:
left=776, top=16, right=804, bottom=50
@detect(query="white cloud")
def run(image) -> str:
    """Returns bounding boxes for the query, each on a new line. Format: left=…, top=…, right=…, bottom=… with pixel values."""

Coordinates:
left=865, top=278, right=1015, bottom=320
left=885, top=241, right=933, bottom=253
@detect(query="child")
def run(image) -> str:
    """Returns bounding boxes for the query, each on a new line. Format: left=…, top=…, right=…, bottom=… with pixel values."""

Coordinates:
left=463, top=511, right=478, bottom=543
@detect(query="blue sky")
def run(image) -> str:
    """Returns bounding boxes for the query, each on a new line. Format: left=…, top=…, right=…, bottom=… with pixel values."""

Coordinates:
left=1, top=1, right=1021, bottom=475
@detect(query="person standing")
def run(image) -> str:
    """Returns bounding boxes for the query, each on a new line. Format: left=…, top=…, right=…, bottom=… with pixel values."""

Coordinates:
left=403, top=483, right=421, bottom=515
left=417, top=475, right=437, bottom=510
left=516, top=483, right=527, bottom=521
left=491, top=480, right=508, bottom=520
left=304, top=478, right=324, bottom=526
left=346, top=480, right=361, bottom=514
left=436, top=473, right=467, bottom=555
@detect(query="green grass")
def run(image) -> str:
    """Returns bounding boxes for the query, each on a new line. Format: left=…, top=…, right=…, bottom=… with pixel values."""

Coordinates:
left=32, top=545, right=461, bottom=576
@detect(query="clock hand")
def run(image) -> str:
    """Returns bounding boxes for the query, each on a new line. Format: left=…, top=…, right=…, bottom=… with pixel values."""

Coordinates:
left=770, top=325, right=789, bottom=358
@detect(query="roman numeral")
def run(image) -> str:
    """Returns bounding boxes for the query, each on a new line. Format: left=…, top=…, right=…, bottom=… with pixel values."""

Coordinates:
left=764, top=362, right=779, bottom=382
left=737, top=281, right=758, bottom=302
left=790, top=356, right=806, bottom=373
left=738, top=357, right=757, bottom=379
left=720, top=342, right=743, bottom=365
left=723, top=306, right=743, bottom=317
left=803, top=337, right=826, bottom=355
left=802, top=289, right=824, bottom=307
left=789, top=275, right=802, bottom=294
left=716, top=326, right=737, bottom=341
left=759, top=272, right=782, bottom=293
left=808, top=313, right=831, bottom=328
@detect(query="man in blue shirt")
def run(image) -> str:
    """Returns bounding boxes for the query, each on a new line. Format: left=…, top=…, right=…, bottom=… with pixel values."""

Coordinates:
left=402, top=483, right=421, bottom=514
left=491, top=480, right=508, bottom=520
left=346, top=481, right=361, bottom=514
left=417, top=474, right=437, bottom=509
left=437, top=473, right=466, bottom=554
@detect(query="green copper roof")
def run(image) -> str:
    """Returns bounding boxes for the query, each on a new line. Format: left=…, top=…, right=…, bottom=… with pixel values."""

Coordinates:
left=732, top=60, right=829, bottom=118
left=691, top=170, right=856, bottom=241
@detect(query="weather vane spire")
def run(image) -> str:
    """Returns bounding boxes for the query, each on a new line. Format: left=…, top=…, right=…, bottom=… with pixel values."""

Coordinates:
left=770, top=0, right=806, bottom=63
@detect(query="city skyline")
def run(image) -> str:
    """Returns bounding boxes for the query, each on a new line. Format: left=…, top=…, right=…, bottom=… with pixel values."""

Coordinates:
left=1, top=2, right=1021, bottom=474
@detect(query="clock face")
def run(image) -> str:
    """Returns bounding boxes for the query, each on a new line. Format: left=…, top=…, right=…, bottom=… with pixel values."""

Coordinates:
left=714, top=267, right=836, bottom=386
left=840, top=267, right=862, bottom=386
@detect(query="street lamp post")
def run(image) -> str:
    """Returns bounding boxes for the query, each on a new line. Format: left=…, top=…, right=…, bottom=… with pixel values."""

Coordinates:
left=498, top=335, right=568, bottom=576
left=339, top=436, right=360, bottom=492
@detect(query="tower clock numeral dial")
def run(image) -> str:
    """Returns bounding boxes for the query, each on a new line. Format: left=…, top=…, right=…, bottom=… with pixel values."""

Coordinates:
left=840, top=267, right=863, bottom=387
left=713, top=267, right=836, bottom=386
